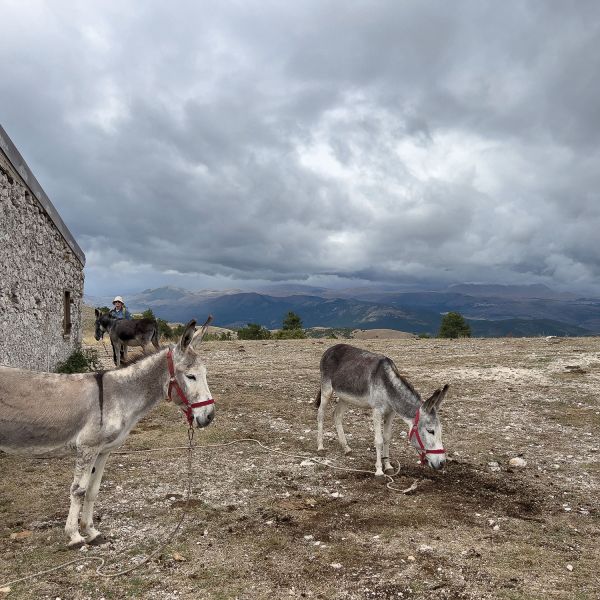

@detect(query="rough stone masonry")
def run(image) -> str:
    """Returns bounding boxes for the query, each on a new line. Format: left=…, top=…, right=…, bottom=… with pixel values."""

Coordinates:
left=0, top=125, right=85, bottom=371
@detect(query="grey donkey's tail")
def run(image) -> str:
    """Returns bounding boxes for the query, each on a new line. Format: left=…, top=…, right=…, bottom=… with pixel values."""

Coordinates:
left=314, top=387, right=321, bottom=408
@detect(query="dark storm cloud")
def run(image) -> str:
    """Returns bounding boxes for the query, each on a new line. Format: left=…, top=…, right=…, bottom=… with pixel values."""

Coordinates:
left=2, top=0, right=600, bottom=295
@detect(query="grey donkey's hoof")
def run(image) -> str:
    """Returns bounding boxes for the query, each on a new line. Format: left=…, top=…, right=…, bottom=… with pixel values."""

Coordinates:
left=384, top=467, right=395, bottom=475
left=344, top=448, right=352, bottom=456
left=374, top=471, right=386, bottom=479
left=317, top=448, right=326, bottom=455
left=67, top=539, right=86, bottom=550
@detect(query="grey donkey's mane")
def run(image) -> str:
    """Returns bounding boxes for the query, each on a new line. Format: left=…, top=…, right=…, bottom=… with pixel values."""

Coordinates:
left=386, top=359, right=422, bottom=402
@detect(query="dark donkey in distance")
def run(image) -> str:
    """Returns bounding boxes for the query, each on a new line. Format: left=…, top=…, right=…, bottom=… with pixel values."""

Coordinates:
left=94, top=309, right=160, bottom=367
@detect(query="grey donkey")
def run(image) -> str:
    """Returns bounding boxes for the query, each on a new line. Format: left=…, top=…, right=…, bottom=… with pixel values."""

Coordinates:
left=316, top=344, right=448, bottom=476
left=95, top=309, right=160, bottom=367
left=0, top=318, right=215, bottom=548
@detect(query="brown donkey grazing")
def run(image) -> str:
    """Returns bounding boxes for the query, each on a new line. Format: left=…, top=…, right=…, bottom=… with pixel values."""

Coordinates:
left=0, top=318, right=215, bottom=548
left=316, top=344, right=448, bottom=476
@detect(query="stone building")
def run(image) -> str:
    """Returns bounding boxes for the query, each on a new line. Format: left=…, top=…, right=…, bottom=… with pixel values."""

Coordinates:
left=0, top=124, right=85, bottom=371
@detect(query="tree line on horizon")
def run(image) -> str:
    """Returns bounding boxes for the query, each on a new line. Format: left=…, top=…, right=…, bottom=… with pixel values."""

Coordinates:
left=96, top=306, right=472, bottom=340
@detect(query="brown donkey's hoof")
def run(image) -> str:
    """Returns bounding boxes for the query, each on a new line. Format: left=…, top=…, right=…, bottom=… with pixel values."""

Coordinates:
left=87, top=534, right=108, bottom=546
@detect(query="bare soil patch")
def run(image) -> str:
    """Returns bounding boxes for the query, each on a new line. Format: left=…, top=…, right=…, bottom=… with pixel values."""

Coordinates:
left=1, top=337, right=599, bottom=599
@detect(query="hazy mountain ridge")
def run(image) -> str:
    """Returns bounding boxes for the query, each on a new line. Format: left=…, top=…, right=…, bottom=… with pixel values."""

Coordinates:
left=84, top=283, right=600, bottom=336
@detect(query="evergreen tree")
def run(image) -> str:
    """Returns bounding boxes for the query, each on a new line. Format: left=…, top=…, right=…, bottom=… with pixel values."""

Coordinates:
left=282, top=311, right=303, bottom=330
left=438, top=312, right=471, bottom=338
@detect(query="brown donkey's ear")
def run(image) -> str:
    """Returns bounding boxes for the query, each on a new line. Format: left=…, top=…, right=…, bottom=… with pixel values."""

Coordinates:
left=179, top=319, right=197, bottom=351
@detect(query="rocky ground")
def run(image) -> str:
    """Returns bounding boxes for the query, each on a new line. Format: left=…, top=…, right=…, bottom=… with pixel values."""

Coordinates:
left=1, top=336, right=599, bottom=599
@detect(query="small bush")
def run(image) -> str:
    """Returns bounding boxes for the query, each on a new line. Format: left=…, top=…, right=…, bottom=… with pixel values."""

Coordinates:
left=275, top=328, right=306, bottom=339
left=55, top=348, right=100, bottom=373
left=204, top=331, right=234, bottom=341
left=237, top=323, right=272, bottom=340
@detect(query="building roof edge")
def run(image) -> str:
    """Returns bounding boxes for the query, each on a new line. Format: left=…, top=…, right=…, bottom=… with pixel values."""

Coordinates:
left=0, top=123, right=86, bottom=266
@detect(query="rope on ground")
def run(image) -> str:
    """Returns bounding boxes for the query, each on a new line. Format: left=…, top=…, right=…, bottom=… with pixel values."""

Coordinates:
left=0, top=436, right=418, bottom=590
left=113, top=437, right=420, bottom=493
left=0, top=427, right=196, bottom=589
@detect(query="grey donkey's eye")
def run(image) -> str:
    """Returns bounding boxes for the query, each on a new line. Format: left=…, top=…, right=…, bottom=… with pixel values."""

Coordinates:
left=186, top=375, right=196, bottom=380
left=426, top=429, right=435, bottom=435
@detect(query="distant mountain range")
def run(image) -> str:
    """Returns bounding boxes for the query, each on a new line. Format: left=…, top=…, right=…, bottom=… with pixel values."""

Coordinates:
left=85, top=283, right=600, bottom=337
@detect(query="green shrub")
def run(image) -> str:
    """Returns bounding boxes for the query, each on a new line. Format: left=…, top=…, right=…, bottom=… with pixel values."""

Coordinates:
left=275, top=328, right=306, bottom=339
left=55, top=348, right=100, bottom=373
left=237, top=323, right=272, bottom=340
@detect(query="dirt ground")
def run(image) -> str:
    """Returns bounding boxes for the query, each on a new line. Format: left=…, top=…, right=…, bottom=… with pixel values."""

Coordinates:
left=1, top=336, right=599, bottom=599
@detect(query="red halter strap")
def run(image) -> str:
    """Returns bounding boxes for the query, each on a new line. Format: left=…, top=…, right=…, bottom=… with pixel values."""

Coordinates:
left=408, top=407, right=446, bottom=465
left=166, top=349, right=214, bottom=426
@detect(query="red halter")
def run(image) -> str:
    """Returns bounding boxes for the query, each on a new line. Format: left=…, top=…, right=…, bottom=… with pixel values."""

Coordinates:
left=166, top=349, right=214, bottom=426
left=408, top=407, right=446, bottom=465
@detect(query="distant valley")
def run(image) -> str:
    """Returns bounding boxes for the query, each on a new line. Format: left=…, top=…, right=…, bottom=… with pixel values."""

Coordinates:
left=86, top=283, right=600, bottom=337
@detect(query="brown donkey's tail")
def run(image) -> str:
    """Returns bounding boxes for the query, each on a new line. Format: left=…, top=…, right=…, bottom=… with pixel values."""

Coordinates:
left=152, top=322, right=160, bottom=349
left=314, top=387, right=321, bottom=408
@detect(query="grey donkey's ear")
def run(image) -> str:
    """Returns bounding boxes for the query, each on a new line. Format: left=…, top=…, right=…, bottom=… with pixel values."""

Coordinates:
left=192, top=315, right=213, bottom=346
left=423, top=384, right=449, bottom=413
left=95, top=308, right=100, bottom=317
left=179, top=319, right=197, bottom=351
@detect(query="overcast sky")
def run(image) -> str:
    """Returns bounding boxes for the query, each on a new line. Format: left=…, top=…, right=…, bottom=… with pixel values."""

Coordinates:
left=2, top=1, right=600, bottom=296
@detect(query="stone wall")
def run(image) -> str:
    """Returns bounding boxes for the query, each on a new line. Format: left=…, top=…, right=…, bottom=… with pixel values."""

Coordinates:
left=0, top=147, right=85, bottom=371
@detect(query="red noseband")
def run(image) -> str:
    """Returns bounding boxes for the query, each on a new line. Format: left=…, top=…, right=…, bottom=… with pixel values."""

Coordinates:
left=166, top=349, right=214, bottom=426
left=408, top=407, right=445, bottom=465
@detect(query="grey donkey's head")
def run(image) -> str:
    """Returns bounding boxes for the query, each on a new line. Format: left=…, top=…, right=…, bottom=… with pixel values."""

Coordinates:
left=94, top=309, right=115, bottom=341
left=410, top=384, right=449, bottom=470
left=169, top=316, right=215, bottom=429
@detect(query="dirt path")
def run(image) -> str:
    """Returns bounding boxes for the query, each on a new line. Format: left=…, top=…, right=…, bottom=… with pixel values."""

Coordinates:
left=1, top=337, right=598, bottom=599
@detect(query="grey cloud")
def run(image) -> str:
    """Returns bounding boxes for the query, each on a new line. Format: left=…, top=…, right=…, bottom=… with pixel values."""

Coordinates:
left=1, top=1, right=600, bottom=296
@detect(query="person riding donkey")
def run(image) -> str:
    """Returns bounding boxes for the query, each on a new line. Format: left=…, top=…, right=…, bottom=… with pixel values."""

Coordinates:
left=108, top=296, right=131, bottom=363
left=95, top=297, right=159, bottom=367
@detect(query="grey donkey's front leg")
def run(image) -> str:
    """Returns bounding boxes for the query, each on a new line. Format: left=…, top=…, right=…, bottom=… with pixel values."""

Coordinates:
left=382, top=411, right=395, bottom=475
left=65, top=447, right=100, bottom=548
left=80, top=452, right=111, bottom=544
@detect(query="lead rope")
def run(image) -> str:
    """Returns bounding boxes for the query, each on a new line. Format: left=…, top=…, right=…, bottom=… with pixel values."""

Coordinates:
left=0, top=427, right=196, bottom=589
left=0, top=434, right=417, bottom=590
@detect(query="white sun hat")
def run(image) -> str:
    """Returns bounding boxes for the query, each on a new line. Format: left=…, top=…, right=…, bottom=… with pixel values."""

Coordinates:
left=112, top=296, right=124, bottom=304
